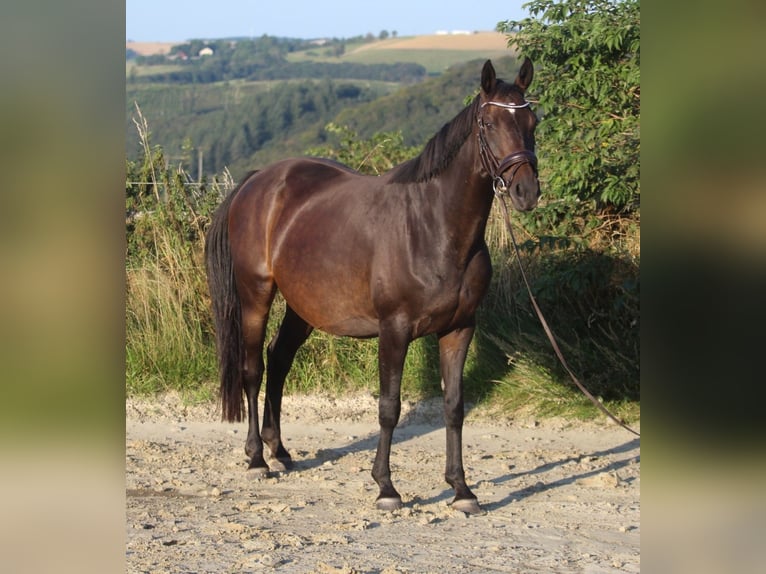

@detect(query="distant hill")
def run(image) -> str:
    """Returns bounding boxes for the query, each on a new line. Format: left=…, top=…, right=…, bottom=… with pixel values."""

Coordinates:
left=331, top=55, right=520, bottom=145
left=127, top=32, right=514, bottom=75
left=126, top=33, right=518, bottom=179
left=126, top=31, right=509, bottom=57
left=253, top=55, right=522, bottom=178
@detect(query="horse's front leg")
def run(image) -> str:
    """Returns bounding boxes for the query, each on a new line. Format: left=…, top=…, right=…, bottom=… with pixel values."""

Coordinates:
left=439, top=326, right=482, bottom=514
left=371, top=321, right=411, bottom=511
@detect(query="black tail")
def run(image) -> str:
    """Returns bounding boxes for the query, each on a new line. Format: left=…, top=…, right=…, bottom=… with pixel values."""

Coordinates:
left=205, top=173, right=256, bottom=422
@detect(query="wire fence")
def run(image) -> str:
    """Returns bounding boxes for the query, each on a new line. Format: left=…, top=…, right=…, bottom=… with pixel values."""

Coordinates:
left=126, top=181, right=212, bottom=187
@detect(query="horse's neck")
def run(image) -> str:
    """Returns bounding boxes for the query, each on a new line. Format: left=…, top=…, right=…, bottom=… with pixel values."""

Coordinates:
left=436, top=139, right=494, bottom=251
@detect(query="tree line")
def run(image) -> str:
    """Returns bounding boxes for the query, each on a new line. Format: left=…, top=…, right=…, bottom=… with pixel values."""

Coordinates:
left=131, top=61, right=426, bottom=85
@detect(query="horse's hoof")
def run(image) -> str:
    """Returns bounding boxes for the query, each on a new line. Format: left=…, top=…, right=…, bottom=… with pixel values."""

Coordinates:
left=376, top=497, right=403, bottom=512
left=451, top=498, right=483, bottom=515
left=246, top=466, right=269, bottom=480
left=268, top=458, right=289, bottom=472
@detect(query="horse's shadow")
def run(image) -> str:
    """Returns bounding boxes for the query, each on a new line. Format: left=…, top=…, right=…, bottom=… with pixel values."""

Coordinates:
left=415, top=437, right=641, bottom=511
left=282, top=405, right=442, bottom=473
left=278, top=410, right=639, bottom=513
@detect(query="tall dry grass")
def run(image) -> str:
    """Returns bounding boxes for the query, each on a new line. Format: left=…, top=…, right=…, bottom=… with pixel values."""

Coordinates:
left=126, top=106, right=229, bottom=400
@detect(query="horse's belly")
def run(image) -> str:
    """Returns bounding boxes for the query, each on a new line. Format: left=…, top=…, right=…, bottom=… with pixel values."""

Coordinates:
left=318, top=316, right=379, bottom=338
left=285, top=298, right=379, bottom=338
left=274, top=271, right=379, bottom=338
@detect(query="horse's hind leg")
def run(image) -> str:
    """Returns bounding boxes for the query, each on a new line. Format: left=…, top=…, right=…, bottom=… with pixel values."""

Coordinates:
left=240, top=284, right=276, bottom=477
left=262, top=305, right=313, bottom=471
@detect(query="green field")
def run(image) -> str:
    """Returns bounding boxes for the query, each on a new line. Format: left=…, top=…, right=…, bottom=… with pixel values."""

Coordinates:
left=284, top=33, right=513, bottom=74
left=126, top=62, right=185, bottom=78
left=287, top=47, right=512, bottom=75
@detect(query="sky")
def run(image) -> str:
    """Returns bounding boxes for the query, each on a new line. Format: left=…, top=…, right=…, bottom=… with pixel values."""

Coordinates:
left=126, top=0, right=530, bottom=42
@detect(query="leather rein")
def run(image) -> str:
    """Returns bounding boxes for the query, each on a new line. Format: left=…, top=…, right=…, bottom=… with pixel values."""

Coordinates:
left=479, top=100, right=640, bottom=437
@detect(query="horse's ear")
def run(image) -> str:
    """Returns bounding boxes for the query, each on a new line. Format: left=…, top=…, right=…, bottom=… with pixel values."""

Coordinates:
left=481, top=60, right=496, bottom=95
left=514, top=57, right=534, bottom=92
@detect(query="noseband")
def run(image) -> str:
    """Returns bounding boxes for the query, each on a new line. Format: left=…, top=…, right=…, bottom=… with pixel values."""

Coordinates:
left=477, top=100, right=538, bottom=196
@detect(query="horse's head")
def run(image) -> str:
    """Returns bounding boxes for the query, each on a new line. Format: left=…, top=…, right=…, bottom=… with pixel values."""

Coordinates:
left=477, top=58, right=540, bottom=212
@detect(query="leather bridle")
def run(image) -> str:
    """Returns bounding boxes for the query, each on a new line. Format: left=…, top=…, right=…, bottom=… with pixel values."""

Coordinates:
left=477, top=100, right=538, bottom=196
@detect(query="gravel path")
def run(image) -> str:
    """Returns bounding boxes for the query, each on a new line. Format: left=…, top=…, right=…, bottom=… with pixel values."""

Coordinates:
left=126, top=392, right=640, bottom=573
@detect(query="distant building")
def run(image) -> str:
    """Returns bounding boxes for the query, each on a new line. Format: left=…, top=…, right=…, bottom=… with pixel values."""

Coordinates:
left=198, top=47, right=214, bottom=57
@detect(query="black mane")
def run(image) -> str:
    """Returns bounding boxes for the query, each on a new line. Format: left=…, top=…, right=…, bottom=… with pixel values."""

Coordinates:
left=388, top=96, right=481, bottom=184
left=388, top=79, right=526, bottom=184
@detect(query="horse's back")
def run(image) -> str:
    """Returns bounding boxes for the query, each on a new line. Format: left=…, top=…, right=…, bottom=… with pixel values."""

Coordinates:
left=228, top=157, right=365, bottom=248
left=232, top=157, right=359, bottom=206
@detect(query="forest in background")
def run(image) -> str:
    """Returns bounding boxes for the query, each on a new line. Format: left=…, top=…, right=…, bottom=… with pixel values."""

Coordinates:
left=126, top=31, right=519, bottom=181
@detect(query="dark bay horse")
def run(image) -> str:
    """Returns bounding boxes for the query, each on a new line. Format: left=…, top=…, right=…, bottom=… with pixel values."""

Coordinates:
left=205, top=58, right=540, bottom=514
